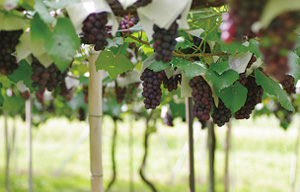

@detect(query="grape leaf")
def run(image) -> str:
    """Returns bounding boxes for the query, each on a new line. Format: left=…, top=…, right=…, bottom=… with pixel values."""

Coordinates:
left=8, top=60, right=33, bottom=88
left=209, top=61, right=229, bottom=74
left=0, top=11, right=28, bottom=30
left=148, top=60, right=169, bottom=72
left=95, top=51, right=135, bottom=79
left=34, top=0, right=54, bottom=23
left=110, top=43, right=129, bottom=57
left=206, top=69, right=239, bottom=90
left=172, top=57, right=206, bottom=79
left=261, top=0, right=300, bottom=28
left=30, top=13, right=52, bottom=42
left=216, top=82, right=248, bottom=113
left=248, top=39, right=261, bottom=58
left=169, top=100, right=185, bottom=119
left=255, top=69, right=294, bottom=111
left=219, top=41, right=249, bottom=54
left=44, top=18, right=80, bottom=72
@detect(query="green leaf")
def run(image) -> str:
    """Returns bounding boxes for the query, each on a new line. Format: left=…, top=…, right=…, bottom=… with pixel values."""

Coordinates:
left=169, top=100, right=185, bottom=119
left=95, top=51, right=135, bottom=79
left=34, top=0, right=54, bottom=23
left=261, top=0, right=300, bottom=28
left=44, top=0, right=80, bottom=9
left=216, top=82, right=248, bottom=113
left=228, top=52, right=252, bottom=73
left=209, top=61, right=229, bottom=74
left=110, top=43, right=129, bottom=57
left=172, top=57, right=206, bottom=79
left=255, top=69, right=294, bottom=111
left=148, top=60, right=169, bottom=72
left=248, top=39, right=261, bottom=58
left=8, top=60, right=33, bottom=87
left=287, top=51, right=300, bottom=81
left=30, top=13, right=51, bottom=42
left=0, top=11, right=28, bottom=30
left=219, top=41, right=249, bottom=54
left=44, top=18, right=80, bottom=72
left=206, top=69, right=239, bottom=90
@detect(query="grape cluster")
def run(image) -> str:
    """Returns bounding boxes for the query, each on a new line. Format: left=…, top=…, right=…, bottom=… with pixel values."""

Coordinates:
left=125, top=82, right=140, bottom=104
left=35, top=88, right=45, bottom=105
left=30, top=57, right=68, bottom=91
left=280, top=75, right=296, bottom=94
left=220, top=0, right=266, bottom=42
left=20, top=90, right=30, bottom=100
left=140, top=68, right=165, bottom=109
left=189, top=76, right=213, bottom=121
left=152, top=21, right=178, bottom=63
left=78, top=107, right=86, bottom=121
left=83, top=85, right=88, bottom=104
left=120, top=15, right=139, bottom=30
left=163, top=110, right=174, bottom=127
left=260, top=12, right=300, bottom=81
left=0, top=30, right=23, bottom=75
left=57, top=82, right=73, bottom=101
left=163, top=74, right=181, bottom=92
left=211, top=100, right=232, bottom=127
left=115, top=83, right=126, bottom=103
left=235, top=76, right=263, bottom=119
left=82, top=12, right=108, bottom=51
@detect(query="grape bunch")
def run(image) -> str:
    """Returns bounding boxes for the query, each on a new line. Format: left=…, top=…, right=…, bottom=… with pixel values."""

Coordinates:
left=120, top=15, right=139, bottom=30
left=57, top=82, right=73, bottom=101
left=163, top=110, right=174, bottom=127
left=140, top=68, right=165, bottom=109
left=78, top=107, right=86, bottom=121
left=189, top=76, right=213, bottom=121
left=211, top=100, right=232, bottom=127
left=260, top=12, right=300, bottom=81
left=30, top=57, right=68, bottom=91
left=82, top=12, right=108, bottom=51
left=35, top=88, right=45, bottom=105
left=152, top=20, right=178, bottom=63
left=20, top=90, right=30, bottom=100
left=83, top=85, right=88, bottom=104
left=220, top=0, right=266, bottom=42
left=163, top=74, right=181, bottom=92
left=235, top=76, right=263, bottom=119
left=0, top=30, right=23, bottom=75
left=115, top=82, right=126, bottom=103
left=125, top=82, right=140, bottom=104
left=280, top=75, right=296, bottom=94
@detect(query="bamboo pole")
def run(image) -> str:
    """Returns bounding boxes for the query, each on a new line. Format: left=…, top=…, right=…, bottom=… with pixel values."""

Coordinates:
left=129, top=115, right=134, bottom=192
left=4, top=111, right=10, bottom=192
left=224, top=121, right=231, bottom=192
left=88, top=49, right=104, bottom=192
left=208, top=121, right=215, bottom=192
left=186, top=97, right=195, bottom=192
left=26, top=98, right=33, bottom=192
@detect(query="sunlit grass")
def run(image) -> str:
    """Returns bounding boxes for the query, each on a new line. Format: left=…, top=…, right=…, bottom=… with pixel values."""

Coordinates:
left=0, top=115, right=300, bottom=191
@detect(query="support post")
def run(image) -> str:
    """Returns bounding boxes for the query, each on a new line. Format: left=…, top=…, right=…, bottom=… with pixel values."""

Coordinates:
left=186, top=97, right=195, bottom=192
left=208, top=121, right=215, bottom=192
left=26, top=98, right=33, bottom=192
left=88, top=50, right=104, bottom=192
left=290, top=125, right=300, bottom=192
left=224, top=122, right=231, bottom=192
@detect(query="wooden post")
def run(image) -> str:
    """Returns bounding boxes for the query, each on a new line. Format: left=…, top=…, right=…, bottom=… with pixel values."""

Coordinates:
left=224, top=121, right=231, bottom=192
left=186, top=97, right=195, bottom=192
left=4, top=111, right=10, bottom=192
left=26, top=98, right=33, bottom=192
left=88, top=50, right=104, bottom=192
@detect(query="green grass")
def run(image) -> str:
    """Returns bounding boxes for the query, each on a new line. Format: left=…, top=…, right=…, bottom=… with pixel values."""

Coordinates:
left=0, top=115, right=300, bottom=192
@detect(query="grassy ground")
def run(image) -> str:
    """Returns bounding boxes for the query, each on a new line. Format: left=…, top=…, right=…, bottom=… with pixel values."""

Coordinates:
left=0, top=114, right=300, bottom=192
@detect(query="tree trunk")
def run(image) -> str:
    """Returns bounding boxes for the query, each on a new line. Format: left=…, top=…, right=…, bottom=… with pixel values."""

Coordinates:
left=88, top=50, right=104, bottom=192
left=186, top=97, right=195, bottom=192
left=208, top=121, right=216, bottom=192
left=139, top=115, right=157, bottom=192
left=4, top=111, right=10, bottom=192
left=26, top=99, right=33, bottom=192
left=224, top=122, right=231, bottom=192
left=106, top=117, right=118, bottom=191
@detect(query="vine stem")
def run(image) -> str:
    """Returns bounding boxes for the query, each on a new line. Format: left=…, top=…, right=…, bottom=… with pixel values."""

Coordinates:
left=106, top=117, right=118, bottom=192
left=125, top=34, right=150, bottom=46
left=139, top=112, right=158, bottom=192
